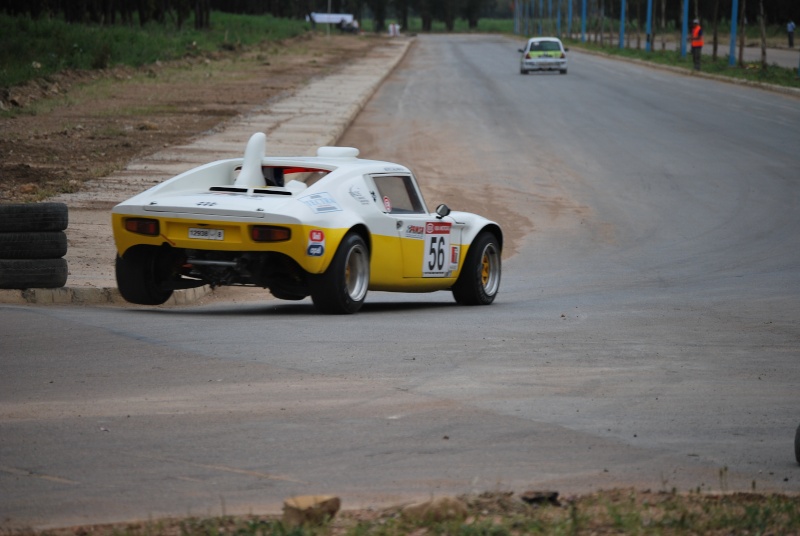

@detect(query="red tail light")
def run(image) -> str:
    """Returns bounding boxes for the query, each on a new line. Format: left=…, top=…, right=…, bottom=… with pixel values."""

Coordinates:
left=124, top=218, right=159, bottom=236
left=251, top=225, right=291, bottom=242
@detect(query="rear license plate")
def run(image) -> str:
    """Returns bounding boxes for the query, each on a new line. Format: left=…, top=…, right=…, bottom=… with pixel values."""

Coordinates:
left=189, top=228, right=224, bottom=240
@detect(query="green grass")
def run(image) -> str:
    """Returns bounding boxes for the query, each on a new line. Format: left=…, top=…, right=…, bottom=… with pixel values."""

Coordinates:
left=564, top=38, right=800, bottom=89
left=27, top=490, right=800, bottom=536
left=0, top=12, right=310, bottom=89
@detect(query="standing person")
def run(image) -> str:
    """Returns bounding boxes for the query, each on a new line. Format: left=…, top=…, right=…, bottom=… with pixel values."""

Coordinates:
left=690, top=19, right=704, bottom=71
left=788, top=20, right=796, bottom=48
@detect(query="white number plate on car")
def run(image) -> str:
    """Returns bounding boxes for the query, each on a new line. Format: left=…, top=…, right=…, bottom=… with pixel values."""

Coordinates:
left=189, top=228, right=224, bottom=240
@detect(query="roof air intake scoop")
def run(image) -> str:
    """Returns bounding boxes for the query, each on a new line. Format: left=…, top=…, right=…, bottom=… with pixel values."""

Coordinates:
left=234, top=132, right=267, bottom=187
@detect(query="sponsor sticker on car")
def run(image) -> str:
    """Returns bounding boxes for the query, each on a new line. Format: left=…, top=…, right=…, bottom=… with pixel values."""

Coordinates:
left=299, top=192, right=342, bottom=214
left=450, top=244, right=461, bottom=271
left=349, top=185, right=371, bottom=205
left=422, top=221, right=452, bottom=277
left=307, top=229, right=325, bottom=256
left=405, top=224, right=425, bottom=239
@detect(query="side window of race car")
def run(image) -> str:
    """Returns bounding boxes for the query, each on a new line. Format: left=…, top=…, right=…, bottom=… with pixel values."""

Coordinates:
left=371, top=175, right=426, bottom=215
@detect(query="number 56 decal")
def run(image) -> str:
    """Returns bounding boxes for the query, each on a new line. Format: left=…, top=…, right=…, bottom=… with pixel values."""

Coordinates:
left=422, top=221, right=454, bottom=277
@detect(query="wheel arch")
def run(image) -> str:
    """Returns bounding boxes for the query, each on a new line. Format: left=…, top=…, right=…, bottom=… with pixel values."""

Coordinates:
left=469, top=223, right=503, bottom=253
left=119, top=242, right=176, bottom=259
left=348, top=223, right=372, bottom=255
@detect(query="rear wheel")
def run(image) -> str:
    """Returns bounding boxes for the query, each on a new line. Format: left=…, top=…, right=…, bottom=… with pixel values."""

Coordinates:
left=452, top=232, right=501, bottom=305
left=115, top=246, right=178, bottom=305
left=310, top=233, right=369, bottom=314
left=559, top=68, right=568, bottom=75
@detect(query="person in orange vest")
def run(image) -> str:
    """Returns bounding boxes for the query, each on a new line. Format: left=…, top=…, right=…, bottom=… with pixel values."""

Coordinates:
left=690, top=19, right=704, bottom=71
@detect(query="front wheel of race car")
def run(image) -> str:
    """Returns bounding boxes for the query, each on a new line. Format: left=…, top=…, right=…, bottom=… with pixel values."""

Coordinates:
left=115, top=246, right=177, bottom=305
left=452, top=231, right=501, bottom=306
left=310, top=233, right=369, bottom=314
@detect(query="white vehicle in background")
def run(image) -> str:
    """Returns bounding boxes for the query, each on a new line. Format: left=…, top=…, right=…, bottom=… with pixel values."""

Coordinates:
left=112, top=133, right=503, bottom=314
left=519, top=37, right=568, bottom=75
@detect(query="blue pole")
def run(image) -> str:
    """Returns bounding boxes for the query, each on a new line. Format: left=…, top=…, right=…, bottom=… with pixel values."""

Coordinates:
left=729, top=0, right=739, bottom=66
left=530, top=0, right=534, bottom=35
left=568, top=0, right=573, bottom=37
left=645, top=0, right=653, bottom=52
left=581, top=0, right=586, bottom=42
left=681, top=0, right=688, bottom=57
left=558, top=0, right=562, bottom=36
left=548, top=0, right=552, bottom=34
left=539, top=0, right=544, bottom=35
left=521, top=0, right=525, bottom=35
left=619, top=0, right=626, bottom=49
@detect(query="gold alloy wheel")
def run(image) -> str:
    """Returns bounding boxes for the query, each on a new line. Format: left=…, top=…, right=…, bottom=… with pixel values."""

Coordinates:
left=479, top=242, right=501, bottom=296
left=481, top=252, right=491, bottom=287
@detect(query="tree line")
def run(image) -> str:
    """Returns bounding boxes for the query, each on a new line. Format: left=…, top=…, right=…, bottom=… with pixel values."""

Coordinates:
left=0, top=0, right=211, bottom=28
left=561, top=0, right=796, bottom=27
left=0, top=0, right=795, bottom=33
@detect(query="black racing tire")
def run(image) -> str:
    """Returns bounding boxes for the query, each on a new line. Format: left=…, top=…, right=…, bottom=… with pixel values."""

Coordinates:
left=0, top=231, right=67, bottom=259
left=520, top=68, right=528, bottom=75
left=0, top=258, right=68, bottom=289
left=559, top=68, right=568, bottom=75
left=452, top=231, right=501, bottom=306
left=0, top=203, right=68, bottom=232
left=115, top=246, right=178, bottom=305
left=310, top=233, right=369, bottom=314
left=795, top=423, right=800, bottom=464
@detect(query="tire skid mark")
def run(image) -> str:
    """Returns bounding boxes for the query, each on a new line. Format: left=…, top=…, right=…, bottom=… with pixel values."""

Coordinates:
left=0, top=464, right=78, bottom=484
left=130, top=453, right=306, bottom=484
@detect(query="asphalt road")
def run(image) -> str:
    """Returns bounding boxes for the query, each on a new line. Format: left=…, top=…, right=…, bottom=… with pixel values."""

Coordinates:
left=2, top=34, right=799, bottom=529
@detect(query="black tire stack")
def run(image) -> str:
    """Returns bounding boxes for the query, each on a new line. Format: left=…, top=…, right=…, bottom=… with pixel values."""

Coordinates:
left=0, top=203, right=69, bottom=289
left=796, top=423, right=800, bottom=465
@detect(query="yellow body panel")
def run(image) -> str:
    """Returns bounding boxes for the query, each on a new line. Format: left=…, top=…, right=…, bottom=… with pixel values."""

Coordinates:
left=113, top=214, right=468, bottom=291
left=368, top=234, right=404, bottom=287
left=369, top=233, right=465, bottom=292
left=112, top=213, right=348, bottom=274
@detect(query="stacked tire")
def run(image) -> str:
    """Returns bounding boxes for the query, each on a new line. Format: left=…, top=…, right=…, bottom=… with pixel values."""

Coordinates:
left=0, top=203, right=69, bottom=289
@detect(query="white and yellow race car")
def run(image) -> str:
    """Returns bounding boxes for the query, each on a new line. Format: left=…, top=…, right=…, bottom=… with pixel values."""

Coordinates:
left=112, top=133, right=502, bottom=313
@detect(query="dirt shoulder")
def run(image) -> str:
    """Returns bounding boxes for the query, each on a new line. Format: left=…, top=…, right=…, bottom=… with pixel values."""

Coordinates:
left=0, top=33, right=384, bottom=203
left=24, top=489, right=800, bottom=535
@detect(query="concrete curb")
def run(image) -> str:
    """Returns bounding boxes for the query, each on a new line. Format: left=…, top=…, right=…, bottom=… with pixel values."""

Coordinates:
left=0, top=285, right=212, bottom=306
left=1, top=37, right=414, bottom=307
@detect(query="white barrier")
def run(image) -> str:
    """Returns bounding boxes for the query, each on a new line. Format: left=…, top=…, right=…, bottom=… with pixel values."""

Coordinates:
left=308, top=12, right=353, bottom=25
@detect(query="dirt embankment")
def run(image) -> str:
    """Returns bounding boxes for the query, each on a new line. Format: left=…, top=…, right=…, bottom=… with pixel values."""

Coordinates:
left=0, top=34, right=382, bottom=203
